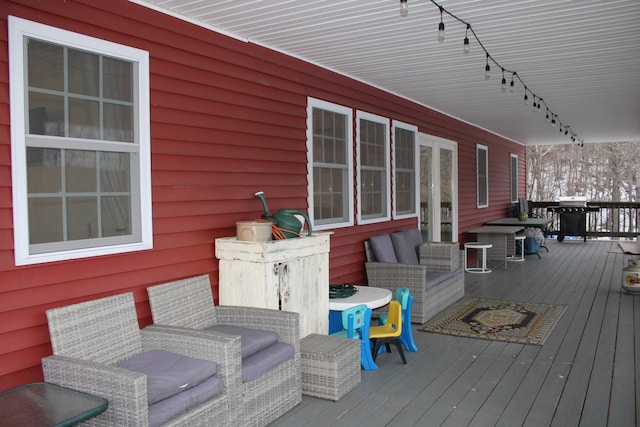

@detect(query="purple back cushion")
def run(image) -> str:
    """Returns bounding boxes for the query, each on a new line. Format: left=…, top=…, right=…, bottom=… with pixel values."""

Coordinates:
left=117, top=349, right=218, bottom=405
left=391, top=229, right=422, bottom=264
left=369, top=234, right=397, bottom=263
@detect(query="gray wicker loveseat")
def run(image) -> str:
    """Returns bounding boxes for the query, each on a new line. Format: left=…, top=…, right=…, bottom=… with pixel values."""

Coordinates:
left=364, top=228, right=465, bottom=324
left=146, top=275, right=301, bottom=427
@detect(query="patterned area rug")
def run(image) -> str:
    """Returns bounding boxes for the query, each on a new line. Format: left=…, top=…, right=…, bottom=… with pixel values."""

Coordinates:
left=419, top=297, right=566, bottom=345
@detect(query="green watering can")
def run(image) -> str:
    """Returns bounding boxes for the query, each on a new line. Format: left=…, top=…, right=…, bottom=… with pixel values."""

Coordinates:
left=254, top=191, right=312, bottom=239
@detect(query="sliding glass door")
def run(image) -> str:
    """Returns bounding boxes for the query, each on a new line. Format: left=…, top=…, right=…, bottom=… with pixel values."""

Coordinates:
left=419, top=134, right=458, bottom=242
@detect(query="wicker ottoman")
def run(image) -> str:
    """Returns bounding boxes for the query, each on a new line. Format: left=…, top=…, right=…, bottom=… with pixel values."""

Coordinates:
left=300, top=333, right=361, bottom=401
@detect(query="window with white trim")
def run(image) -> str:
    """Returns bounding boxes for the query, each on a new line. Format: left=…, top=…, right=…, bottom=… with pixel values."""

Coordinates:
left=477, top=144, right=489, bottom=208
left=392, top=121, right=418, bottom=218
left=510, top=153, right=518, bottom=203
left=357, top=111, right=390, bottom=224
left=306, top=98, right=354, bottom=229
left=9, top=16, right=152, bottom=265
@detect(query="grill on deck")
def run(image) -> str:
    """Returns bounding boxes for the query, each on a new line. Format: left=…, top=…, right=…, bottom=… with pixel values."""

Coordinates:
left=547, top=197, right=600, bottom=242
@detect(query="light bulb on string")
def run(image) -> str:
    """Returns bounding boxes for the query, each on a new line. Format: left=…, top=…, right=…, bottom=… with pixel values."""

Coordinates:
left=463, top=24, right=470, bottom=54
left=523, top=88, right=529, bottom=105
left=438, top=6, right=445, bottom=42
left=546, top=109, right=550, bottom=122
left=551, top=115, right=557, bottom=126
left=532, top=96, right=537, bottom=110
left=510, top=73, right=516, bottom=92
left=400, top=0, right=408, bottom=16
left=484, top=53, right=491, bottom=79
left=501, top=69, right=507, bottom=91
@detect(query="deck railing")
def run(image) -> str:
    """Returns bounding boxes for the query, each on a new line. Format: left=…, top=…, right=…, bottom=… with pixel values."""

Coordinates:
left=529, top=201, right=639, bottom=239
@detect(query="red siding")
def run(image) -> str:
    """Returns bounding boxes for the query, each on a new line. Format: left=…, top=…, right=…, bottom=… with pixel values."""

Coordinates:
left=0, top=0, right=526, bottom=390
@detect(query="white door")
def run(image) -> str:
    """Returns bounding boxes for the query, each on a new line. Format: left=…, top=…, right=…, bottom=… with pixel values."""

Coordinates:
left=419, top=134, right=458, bottom=242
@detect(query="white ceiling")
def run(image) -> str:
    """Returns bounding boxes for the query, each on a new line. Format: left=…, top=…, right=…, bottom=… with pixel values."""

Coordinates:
left=132, top=0, right=640, bottom=146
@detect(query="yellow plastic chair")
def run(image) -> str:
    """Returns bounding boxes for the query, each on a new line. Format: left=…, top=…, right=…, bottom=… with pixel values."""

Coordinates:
left=377, top=287, right=418, bottom=352
left=369, top=301, right=406, bottom=364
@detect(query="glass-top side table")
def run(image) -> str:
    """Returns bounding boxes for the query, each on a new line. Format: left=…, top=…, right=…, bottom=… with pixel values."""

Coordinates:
left=0, top=382, right=108, bottom=427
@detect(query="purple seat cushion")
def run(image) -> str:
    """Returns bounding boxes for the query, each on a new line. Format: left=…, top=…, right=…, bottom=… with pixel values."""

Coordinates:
left=206, top=324, right=279, bottom=359
left=391, top=230, right=422, bottom=265
left=425, top=267, right=464, bottom=290
left=242, top=342, right=295, bottom=382
left=148, top=375, right=224, bottom=427
left=369, top=234, right=397, bottom=263
left=117, top=349, right=218, bottom=405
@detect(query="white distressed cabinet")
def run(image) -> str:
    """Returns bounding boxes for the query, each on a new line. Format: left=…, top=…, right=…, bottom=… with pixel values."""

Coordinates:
left=215, top=232, right=331, bottom=337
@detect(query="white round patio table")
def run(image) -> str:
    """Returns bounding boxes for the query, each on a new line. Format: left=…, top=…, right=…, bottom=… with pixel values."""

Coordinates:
left=328, top=285, right=392, bottom=311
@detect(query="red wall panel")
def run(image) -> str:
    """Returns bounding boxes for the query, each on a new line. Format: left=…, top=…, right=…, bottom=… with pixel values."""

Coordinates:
left=0, top=0, right=526, bottom=390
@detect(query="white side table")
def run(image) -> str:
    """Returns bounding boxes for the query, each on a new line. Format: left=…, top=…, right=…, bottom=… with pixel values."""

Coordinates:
left=464, top=242, right=493, bottom=273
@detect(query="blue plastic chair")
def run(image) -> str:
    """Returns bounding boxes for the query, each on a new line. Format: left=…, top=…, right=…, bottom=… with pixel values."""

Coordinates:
left=378, top=287, right=418, bottom=352
left=330, top=304, right=378, bottom=370
left=330, top=304, right=368, bottom=339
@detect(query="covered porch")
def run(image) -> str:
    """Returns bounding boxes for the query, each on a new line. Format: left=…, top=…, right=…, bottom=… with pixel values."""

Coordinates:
left=274, top=239, right=639, bottom=426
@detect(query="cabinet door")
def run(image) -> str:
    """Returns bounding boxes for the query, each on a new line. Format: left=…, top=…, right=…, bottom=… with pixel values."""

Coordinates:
left=219, top=260, right=279, bottom=309
left=279, top=254, right=328, bottom=337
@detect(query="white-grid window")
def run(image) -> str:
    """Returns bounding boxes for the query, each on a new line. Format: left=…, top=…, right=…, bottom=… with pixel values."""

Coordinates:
left=392, top=121, right=418, bottom=219
left=477, top=144, right=489, bottom=208
left=9, top=16, right=152, bottom=265
left=510, top=153, right=519, bottom=203
left=357, top=111, right=390, bottom=224
left=306, top=98, right=354, bottom=229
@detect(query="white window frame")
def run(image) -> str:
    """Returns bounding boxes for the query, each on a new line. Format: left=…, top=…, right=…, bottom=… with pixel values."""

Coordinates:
left=306, top=97, right=354, bottom=230
left=356, top=111, right=391, bottom=225
left=510, top=153, right=519, bottom=203
left=477, top=144, right=489, bottom=208
left=392, top=120, right=419, bottom=219
left=9, top=16, right=152, bottom=265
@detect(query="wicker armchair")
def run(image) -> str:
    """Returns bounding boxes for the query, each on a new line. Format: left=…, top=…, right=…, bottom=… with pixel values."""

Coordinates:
left=364, top=238, right=465, bottom=324
left=42, top=292, right=237, bottom=427
left=146, top=275, right=301, bottom=427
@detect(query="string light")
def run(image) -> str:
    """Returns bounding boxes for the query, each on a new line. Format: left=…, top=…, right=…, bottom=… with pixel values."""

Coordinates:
left=501, top=69, right=507, bottom=91
left=438, top=6, right=445, bottom=42
left=463, top=24, right=470, bottom=53
left=400, top=0, right=582, bottom=144
left=400, top=0, right=408, bottom=17
left=485, top=53, right=491, bottom=79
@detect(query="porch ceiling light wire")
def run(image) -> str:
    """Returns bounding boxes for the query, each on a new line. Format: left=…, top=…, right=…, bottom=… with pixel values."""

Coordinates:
left=400, top=0, right=584, bottom=145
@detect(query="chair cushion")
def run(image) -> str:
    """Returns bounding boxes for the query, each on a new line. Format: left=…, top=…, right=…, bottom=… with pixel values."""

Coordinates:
left=424, top=267, right=464, bottom=291
left=206, top=325, right=279, bottom=359
left=369, top=234, right=397, bottom=263
left=242, top=342, right=295, bottom=382
left=148, top=375, right=224, bottom=427
left=117, top=349, right=218, bottom=405
left=391, top=230, right=421, bottom=264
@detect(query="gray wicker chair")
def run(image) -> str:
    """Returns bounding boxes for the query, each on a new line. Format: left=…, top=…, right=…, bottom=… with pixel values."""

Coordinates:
left=364, top=239, right=465, bottom=324
left=146, top=275, right=301, bottom=427
left=42, top=292, right=238, bottom=427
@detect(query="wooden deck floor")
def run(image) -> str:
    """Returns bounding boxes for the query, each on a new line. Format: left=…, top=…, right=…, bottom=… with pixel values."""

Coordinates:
left=271, top=239, right=639, bottom=427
